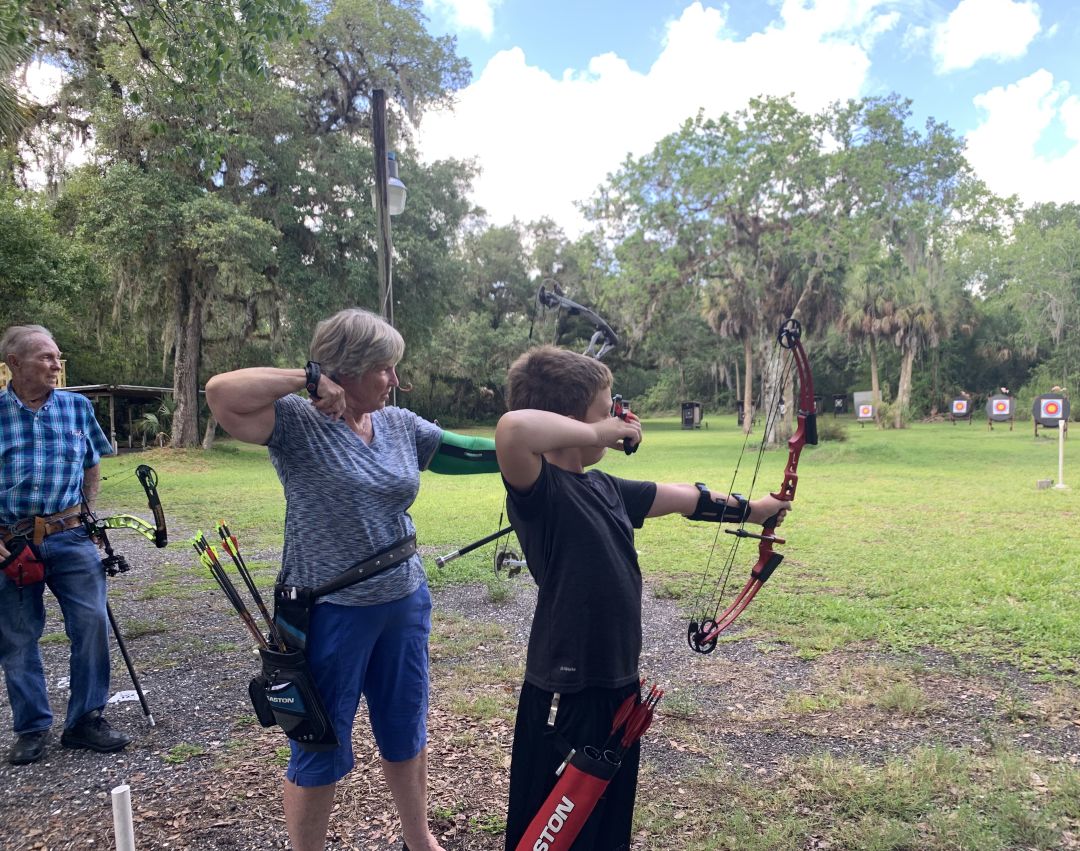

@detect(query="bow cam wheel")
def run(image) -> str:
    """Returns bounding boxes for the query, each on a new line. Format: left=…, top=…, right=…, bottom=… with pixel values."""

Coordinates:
left=494, top=548, right=525, bottom=580
left=687, top=620, right=718, bottom=654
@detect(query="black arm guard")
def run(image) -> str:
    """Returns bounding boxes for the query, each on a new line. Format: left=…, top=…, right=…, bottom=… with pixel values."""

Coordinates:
left=686, top=482, right=750, bottom=523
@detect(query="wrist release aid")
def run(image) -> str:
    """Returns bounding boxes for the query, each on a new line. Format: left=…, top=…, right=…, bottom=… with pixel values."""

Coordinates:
left=686, top=482, right=751, bottom=523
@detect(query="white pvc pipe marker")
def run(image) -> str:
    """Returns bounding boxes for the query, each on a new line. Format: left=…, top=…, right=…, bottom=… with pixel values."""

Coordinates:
left=1055, top=422, right=1068, bottom=489
left=112, top=784, right=136, bottom=851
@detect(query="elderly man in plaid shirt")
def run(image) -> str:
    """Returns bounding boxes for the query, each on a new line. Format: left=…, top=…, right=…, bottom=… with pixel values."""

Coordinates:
left=0, top=324, right=130, bottom=765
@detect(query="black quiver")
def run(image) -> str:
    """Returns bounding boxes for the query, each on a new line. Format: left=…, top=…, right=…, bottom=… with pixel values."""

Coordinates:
left=249, top=536, right=417, bottom=752
left=249, top=646, right=338, bottom=751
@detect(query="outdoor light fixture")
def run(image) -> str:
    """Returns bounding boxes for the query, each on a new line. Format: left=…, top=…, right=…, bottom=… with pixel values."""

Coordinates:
left=373, top=151, right=407, bottom=215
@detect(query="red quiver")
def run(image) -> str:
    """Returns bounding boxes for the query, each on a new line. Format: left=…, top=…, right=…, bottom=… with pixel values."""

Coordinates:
left=1, top=540, right=45, bottom=588
left=514, top=748, right=618, bottom=851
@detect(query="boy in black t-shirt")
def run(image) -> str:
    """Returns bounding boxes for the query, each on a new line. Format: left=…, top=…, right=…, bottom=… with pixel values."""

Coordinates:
left=496, top=345, right=790, bottom=850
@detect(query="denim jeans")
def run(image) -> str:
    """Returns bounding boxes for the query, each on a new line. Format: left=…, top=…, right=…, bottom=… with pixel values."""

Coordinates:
left=0, top=527, right=110, bottom=734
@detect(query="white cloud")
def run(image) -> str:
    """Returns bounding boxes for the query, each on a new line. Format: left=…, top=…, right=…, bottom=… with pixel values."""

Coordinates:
left=965, top=70, right=1080, bottom=204
left=423, top=0, right=501, bottom=39
left=932, top=0, right=1040, bottom=73
left=416, top=1, right=899, bottom=234
left=1061, top=94, right=1080, bottom=141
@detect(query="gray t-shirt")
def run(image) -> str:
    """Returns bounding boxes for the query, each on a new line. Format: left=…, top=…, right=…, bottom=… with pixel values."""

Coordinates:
left=267, top=394, right=442, bottom=606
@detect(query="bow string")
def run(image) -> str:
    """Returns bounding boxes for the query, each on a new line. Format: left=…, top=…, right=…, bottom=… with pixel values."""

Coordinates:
left=687, top=318, right=817, bottom=653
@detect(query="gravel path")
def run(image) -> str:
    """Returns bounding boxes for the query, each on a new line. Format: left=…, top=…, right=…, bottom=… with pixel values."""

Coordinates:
left=0, top=533, right=1076, bottom=849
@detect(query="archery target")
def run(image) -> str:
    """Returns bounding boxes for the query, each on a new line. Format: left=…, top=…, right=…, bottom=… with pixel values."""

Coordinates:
left=858, top=404, right=874, bottom=420
left=986, top=396, right=1013, bottom=421
left=1033, top=394, right=1071, bottom=427
left=951, top=399, right=969, bottom=416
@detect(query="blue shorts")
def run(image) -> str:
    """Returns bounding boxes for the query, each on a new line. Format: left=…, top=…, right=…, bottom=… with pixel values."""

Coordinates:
left=286, top=583, right=432, bottom=787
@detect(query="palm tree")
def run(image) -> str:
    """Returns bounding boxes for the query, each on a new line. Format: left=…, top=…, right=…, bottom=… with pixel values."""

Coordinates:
left=0, top=3, right=31, bottom=145
left=838, top=260, right=891, bottom=426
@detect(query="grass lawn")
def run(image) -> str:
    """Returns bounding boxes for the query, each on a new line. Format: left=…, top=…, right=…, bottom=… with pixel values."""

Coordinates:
left=106, top=413, right=1079, bottom=683
left=88, top=413, right=1079, bottom=850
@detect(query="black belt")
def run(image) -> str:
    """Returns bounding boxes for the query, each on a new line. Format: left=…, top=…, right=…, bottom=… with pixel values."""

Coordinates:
left=310, top=535, right=418, bottom=599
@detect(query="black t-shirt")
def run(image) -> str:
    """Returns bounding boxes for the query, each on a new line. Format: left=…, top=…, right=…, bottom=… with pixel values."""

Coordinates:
left=505, top=458, right=656, bottom=692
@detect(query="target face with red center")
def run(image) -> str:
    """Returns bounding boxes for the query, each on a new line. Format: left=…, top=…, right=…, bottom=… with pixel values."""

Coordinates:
left=1033, top=394, right=1071, bottom=426
left=951, top=400, right=968, bottom=415
left=858, top=404, right=873, bottom=418
left=987, top=395, right=1013, bottom=421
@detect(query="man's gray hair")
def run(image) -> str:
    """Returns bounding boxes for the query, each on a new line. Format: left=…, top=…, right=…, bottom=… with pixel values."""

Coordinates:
left=310, top=309, right=404, bottom=379
left=1, top=325, right=54, bottom=362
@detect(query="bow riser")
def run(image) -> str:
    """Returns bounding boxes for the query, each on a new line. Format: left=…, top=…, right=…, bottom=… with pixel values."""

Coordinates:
left=102, top=515, right=165, bottom=548
left=537, top=283, right=619, bottom=360
left=86, top=464, right=169, bottom=579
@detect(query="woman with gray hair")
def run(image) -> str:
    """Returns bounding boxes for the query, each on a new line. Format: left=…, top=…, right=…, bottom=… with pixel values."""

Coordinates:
left=206, top=308, right=493, bottom=851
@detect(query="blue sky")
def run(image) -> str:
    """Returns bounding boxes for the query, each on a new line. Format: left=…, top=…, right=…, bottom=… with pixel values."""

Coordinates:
left=416, top=0, right=1080, bottom=233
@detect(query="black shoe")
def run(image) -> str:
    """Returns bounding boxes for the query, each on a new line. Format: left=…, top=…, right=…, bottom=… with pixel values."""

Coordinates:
left=8, top=731, right=48, bottom=765
left=60, top=710, right=131, bottom=753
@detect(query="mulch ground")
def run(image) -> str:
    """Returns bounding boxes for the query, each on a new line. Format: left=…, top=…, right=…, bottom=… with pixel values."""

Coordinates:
left=0, top=527, right=1077, bottom=850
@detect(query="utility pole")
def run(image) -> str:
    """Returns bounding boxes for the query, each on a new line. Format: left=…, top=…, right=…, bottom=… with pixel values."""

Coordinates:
left=371, top=88, right=393, bottom=327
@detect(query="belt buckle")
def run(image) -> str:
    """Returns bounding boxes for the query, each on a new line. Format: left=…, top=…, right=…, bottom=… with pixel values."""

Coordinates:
left=5, top=518, right=34, bottom=539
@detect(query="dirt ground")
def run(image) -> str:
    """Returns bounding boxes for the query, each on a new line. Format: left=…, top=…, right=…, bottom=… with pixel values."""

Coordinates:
left=0, top=530, right=1077, bottom=850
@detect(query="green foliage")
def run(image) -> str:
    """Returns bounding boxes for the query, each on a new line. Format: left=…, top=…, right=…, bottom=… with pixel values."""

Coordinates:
left=30, top=1, right=307, bottom=98
left=0, top=0, right=30, bottom=143
left=9, top=1, right=1079, bottom=444
left=0, top=188, right=98, bottom=322
left=163, top=742, right=206, bottom=764
left=23, top=0, right=476, bottom=445
left=813, top=417, right=848, bottom=442
left=134, top=397, right=177, bottom=447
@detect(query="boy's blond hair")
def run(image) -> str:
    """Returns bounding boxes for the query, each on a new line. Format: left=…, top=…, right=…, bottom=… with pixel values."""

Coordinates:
left=506, top=345, right=612, bottom=419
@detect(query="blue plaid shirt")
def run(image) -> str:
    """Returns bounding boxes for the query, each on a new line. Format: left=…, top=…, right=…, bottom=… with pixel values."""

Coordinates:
left=0, top=388, right=113, bottom=524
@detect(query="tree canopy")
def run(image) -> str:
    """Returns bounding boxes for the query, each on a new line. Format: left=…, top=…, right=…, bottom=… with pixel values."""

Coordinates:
left=5, top=6, right=1077, bottom=440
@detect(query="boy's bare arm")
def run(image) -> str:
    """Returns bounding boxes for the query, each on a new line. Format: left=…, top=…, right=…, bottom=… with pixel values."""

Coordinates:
left=649, top=482, right=791, bottom=525
left=495, top=409, right=639, bottom=491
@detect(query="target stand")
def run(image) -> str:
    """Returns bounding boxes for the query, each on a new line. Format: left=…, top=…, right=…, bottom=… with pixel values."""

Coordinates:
left=949, top=398, right=972, bottom=425
left=1033, top=394, right=1070, bottom=439
left=986, top=395, right=1014, bottom=431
